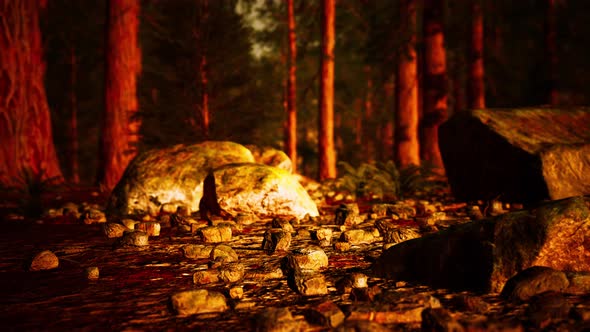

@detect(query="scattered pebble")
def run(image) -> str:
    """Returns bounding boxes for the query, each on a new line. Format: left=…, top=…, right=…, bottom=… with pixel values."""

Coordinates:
left=136, top=222, right=160, bottom=236
left=262, top=229, right=292, bottom=253
left=116, top=231, right=149, bottom=247
left=306, top=300, right=345, bottom=328
left=103, top=222, right=128, bottom=238
left=86, top=266, right=99, bottom=280
left=284, top=247, right=328, bottom=272
left=199, top=225, right=232, bottom=243
left=209, top=244, right=238, bottom=265
left=182, top=244, right=212, bottom=259
left=170, top=289, right=228, bottom=315
left=29, top=250, right=59, bottom=271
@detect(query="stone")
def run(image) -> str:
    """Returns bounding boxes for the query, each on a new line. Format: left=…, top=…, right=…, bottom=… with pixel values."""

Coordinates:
left=439, top=108, right=590, bottom=204
left=501, top=266, right=569, bottom=302
left=210, top=244, right=238, bottom=264
left=314, top=228, right=333, bottom=246
left=373, top=196, right=590, bottom=292
left=103, top=222, right=128, bottom=238
left=334, top=241, right=351, bottom=252
left=334, top=203, right=362, bottom=226
left=181, top=244, right=212, bottom=259
left=449, top=295, right=490, bottom=314
left=120, top=218, right=139, bottom=230
left=193, top=269, right=220, bottom=285
left=80, top=209, right=106, bottom=224
left=246, top=145, right=293, bottom=173
left=565, top=271, right=590, bottom=294
left=256, top=307, right=299, bottom=332
left=271, top=217, right=295, bottom=232
left=421, top=308, right=464, bottom=332
left=283, top=247, right=328, bottom=273
left=199, top=225, right=232, bottom=243
left=116, top=231, right=149, bottom=247
left=135, top=222, right=160, bottom=236
left=86, top=266, right=99, bottom=280
left=229, top=286, right=243, bottom=300
left=346, top=293, right=441, bottom=324
left=245, top=265, right=284, bottom=280
left=29, top=250, right=59, bottom=271
left=292, top=270, right=328, bottom=296
left=349, top=272, right=369, bottom=288
left=306, top=300, right=345, bottom=328
left=218, top=263, right=245, bottom=283
left=341, top=229, right=377, bottom=245
left=170, top=289, right=228, bottom=315
left=200, top=163, right=319, bottom=220
left=262, top=229, right=292, bottom=253
left=107, top=141, right=255, bottom=217
left=382, top=226, right=421, bottom=246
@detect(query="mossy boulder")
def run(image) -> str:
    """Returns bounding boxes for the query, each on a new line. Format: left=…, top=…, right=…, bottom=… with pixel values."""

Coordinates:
left=107, top=141, right=255, bottom=217
left=439, top=108, right=590, bottom=204
left=201, top=163, right=318, bottom=220
left=373, top=196, right=590, bottom=293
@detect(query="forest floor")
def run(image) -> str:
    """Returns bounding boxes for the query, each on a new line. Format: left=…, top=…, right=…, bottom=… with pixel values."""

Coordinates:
left=0, top=187, right=589, bottom=331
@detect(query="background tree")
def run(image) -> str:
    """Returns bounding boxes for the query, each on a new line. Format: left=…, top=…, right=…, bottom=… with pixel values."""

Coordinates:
left=0, top=0, right=63, bottom=187
left=395, top=0, right=420, bottom=167
left=468, top=0, right=485, bottom=109
left=194, top=0, right=210, bottom=138
left=318, top=0, right=336, bottom=180
left=545, top=0, right=557, bottom=105
left=422, top=0, right=448, bottom=171
left=98, top=0, right=142, bottom=191
left=285, top=0, right=298, bottom=173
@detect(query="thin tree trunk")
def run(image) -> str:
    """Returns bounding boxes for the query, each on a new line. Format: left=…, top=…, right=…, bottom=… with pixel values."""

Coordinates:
left=363, top=66, right=374, bottom=161
left=379, top=80, right=395, bottom=162
left=0, top=0, right=63, bottom=187
left=422, top=0, right=448, bottom=171
left=199, top=0, right=210, bottom=138
left=395, top=0, right=420, bottom=168
left=318, top=0, right=336, bottom=180
left=286, top=0, right=297, bottom=173
left=69, top=47, right=79, bottom=184
left=468, top=0, right=485, bottom=109
left=98, top=0, right=141, bottom=192
left=545, top=0, right=558, bottom=105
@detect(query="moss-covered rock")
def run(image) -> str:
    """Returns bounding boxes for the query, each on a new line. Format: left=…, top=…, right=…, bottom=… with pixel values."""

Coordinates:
left=373, top=196, right=590, bottom=293
left=439, top=108, right=590, bottom=203
left=202, top=163, right=319, bottom=220
left=107, top=141, right=255, bottom=217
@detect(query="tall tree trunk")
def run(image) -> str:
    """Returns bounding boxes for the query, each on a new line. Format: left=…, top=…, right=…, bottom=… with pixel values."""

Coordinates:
left=69, top=47, right=79, bottom=184
left=422, top=0, right=448, bottom=171
left=545, top=0, right=558, bottom=105
left=285, top=0, right=297, bottom=173
left=395, top=0, right=420, bottom=167
left=318, top=0, right=336, bottom=180
left=198, top=0, right=210, bottom=138
left=98, top=0, right=141, bottom=192
left=468, top=0, right=485, bottom=109
left=0, top=0, right=63, bottom=187
left=363, top=66, right=374, bottom=162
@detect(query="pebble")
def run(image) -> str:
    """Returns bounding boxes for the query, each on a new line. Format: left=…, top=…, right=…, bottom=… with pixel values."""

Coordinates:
left=193, top=269, right=220, bottom=285
left=103, top=223, right=128, bottom=238
left=120, top=218, right=139, bottom=230
left=209, top=244, right=238, bottom=264
left=229, top=286, right=243, bottom=300
left=218, top=263, right=245, bottom=283
left=382, top=226, right=421, bottom=246
left=306, top=300, right=345, bottom=328
left=334, top=203, right=362, bottom=226
left=271, top=217, right=295, bottom=232
left=29, top=250, right=59, bottom=271
left=199, top=225, right=232, bottom=243
left=341, top=229, right=377, bottom=245
left=234, top=213, right=256, bottom=225
left=170, top=289, right=228, bottom=315
left=80, top=209, right=106, bottom=224
left=262, top=229, right=292, bottom=253
left=116, top=231, right=149, bottom=247
left=333, top=241, right=351, bottom=252
left=86, top=266, right=100, bottom=280
left=314, top=228, right=333, bottom=246
left=136, top=222, right=160, bottom=236
left=501, top=266, right=569, bottom=302
left=256, top=307, right=300, bottom=332
left=181, top=244, right=212, bottom=259
left=349, top=272, right=369, bottom=288
left=284, top=247, right=328, bottom=272
left=292, top=270, right=328, bottom=296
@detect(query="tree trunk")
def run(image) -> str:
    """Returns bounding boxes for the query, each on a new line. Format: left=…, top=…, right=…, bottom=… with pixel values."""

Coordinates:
left=395, top=0, right=420, bottom=168
left=545, top=0, right=558, bottom=105
left=198, top=0, right=210, bottom=138
left=286, top=0, right=297, bottom=173
left=0, top=0, right=63, bottom=188
left=363, top=66, right=374, bottom=162
left=98, top=0, right=141, bottom=192
left=422, top=0, right=448, bottom=172
left=69, top=47, right=79, bottom=184
left=318, top=0, right=336, bottom=180
left=468, top=0, right=485, bottom=109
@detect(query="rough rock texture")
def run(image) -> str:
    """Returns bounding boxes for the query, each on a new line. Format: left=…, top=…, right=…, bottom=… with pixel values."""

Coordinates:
left=246, top=145, right=293, bottom=173
left=29, top=250, right=59, bottom=271
left=107, top=141, right=255, bottom=217
left=439, top=108, right=590, bottom=204
left=373, top=196, right=590, bottom=292
left=500, top=266, right=569, bottom=302
left=169, top=289, right=228, bottom=315
left=202, top=163, right=319, bottom=220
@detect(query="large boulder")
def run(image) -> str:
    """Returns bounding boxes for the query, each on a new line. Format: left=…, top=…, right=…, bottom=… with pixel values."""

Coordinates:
left=107, top=141, right=255, bottom=216
left=439, top=108, right=590, bottom=204
left=373, top=196, right=590, bottom=293
left=201, top=163, right=319, bottom=220
left=246, top=145, right=293, bottom=173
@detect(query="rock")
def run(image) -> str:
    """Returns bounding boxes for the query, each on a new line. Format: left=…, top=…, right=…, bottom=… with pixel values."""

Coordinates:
left=202, top=163, right=319, bottom=220
left=228, top=286, right=243, bottom=300
left=501, top=266, right=569, bottom=302
left=341, top=229, right=377, bottom=245
left=346, top=293, right=441, bottom=324
left=421, top=307, right=464, bottom=332
left=193, top=269, right=220, bottom=285
left=245, top=265, right=284, bottom=280
left=449, top=295, right=490, bottom=314
left=334, top=241, right=351, bottom=252
left=209, top=244, right=238, bottom=264
left=256, top=307, right=299, bottom=332
left=198, top=225, right=232, bottom=243
left=262, top=229, right=292, bottom=253
left=246, top=145, right=293, bottom=173
left=306, top=300, right=345, bottom=328
left=283, top=247, right=328, bottom=273
left=80, top=209, right=106, bottom=224
left=103, top=222, right=128, bottom=238
left=314, top=228, right=333, bottom=246
left=86, top=266, right=99, bottom=280
left=170, top=289, right=228, bottom=315
left=271, top=217, right=295, bottom=232
left=120, top=218, right=139, bottom=230
left=135, top=222, right=160, bottom=236
left=349, top=272, right=369, bottom=288
left=382, top=226, right=421, bottom=246
left=565, top=271, right=590, bottom=294
left=218, top=263, right=245, bottom=283
left=116, top=231, right=149, bottom=247
left=525, top=291, right=572, bottom=328
left=334, top=203, right=362, bottom=226
left=373, top=196, right=590, bottom=292
left=292, top=270, right=328, bottom=296
left=439, top=108, right=590, bottom=203
left=234, top=213, right=257, bottom=225
left=107, top=141, right=255, bottom=217
left=29, top=250, right=59, bottom=271
left=182, top=244, right=212, bottom=259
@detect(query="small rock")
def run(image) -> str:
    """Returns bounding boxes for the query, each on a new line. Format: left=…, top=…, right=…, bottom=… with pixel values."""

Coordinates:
left=421, top=307, right=464, bottom=332
left=314, top=228, right=333, bottom=246
left=120, top=218, right=139, bottom=229
left=210, top=244, right=238, bottom=265
left=417, top=200, right=437, bottom=215
left=116, top=231, right=149, bottom=247
left=245, top=265, right=284, bottom=280
left=449, top=295, right=490, bottom=314
left=160, top=201, right=187, bottom=215
left=234, top=213, right=256, bottom=225
left=422, top=212, right=446, bottom=226
left=334, top=241, right=351, bottom=252
left=382, top=226, right=421, bottom=246
left=29, top=250, right=59, bottom=271
left=467, top=205, right=484, bottom=220
left=565, top=271, right=590, bottom=294
left=306, top=300, right=345, bottom=328
left=170, top=289, right=228, bottom=315
left=334, top=204, right=362, bottom=226
left=218, top=263, right=245, bottom=283
left=262, top=229, right=292, bottom=253
left=283, top=247, right=328, bottom=273
left=256, top=307, right=299, bottom=332
left=86, top=266, right=99, bottom=280
left=271, top=217, right=295, bottom=232
left=193, top=269, right=220, bottom=285
left=341, top=229, right=377, bottom=245
left=296, top=229, right=312, bottom=239
left=60, top=202, right=81, bottom=218
left=135, top=222, right=160, bottom=236
left=350, top=272, right=369, bottom=288
left=80, top=209, right=106, bottom=224
left=292, top=270, right=328, bottom=296
left=182, top=244, right=212, bottom=259
left=103, top=222, right=128, bottom=238
left=501, top=266, right=569, bottom=302
left=229, top=286, right=243, bottom=300
left=199, top=225, right=232, bottom=243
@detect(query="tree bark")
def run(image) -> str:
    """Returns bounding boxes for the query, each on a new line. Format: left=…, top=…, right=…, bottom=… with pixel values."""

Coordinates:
left=363, top=66, right=374, bottom=161
left=198, top=0, right=210, bottom=138
left=422, top=0, right=448, bottom=172
left=286, top=0, right=297, bottom=173
left=395, top=0, right=420, bottom=167
left=0, top=0, right=63, bottom=187
left=468, top=0, right=485, bottom=109
left=318, top=0, right=336, bottom=180
left=69, top=47, right=79, bottom=184
left=98, top=0, right=141, bottom=192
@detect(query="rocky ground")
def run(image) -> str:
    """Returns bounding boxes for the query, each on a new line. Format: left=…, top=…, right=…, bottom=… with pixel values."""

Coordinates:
left=0, top=187, right=589, bottom=331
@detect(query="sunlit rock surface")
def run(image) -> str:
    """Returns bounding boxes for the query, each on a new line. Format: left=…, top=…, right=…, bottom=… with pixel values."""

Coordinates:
left=107, top=141, right=255, bottom=217
left=203, top=163, right=319, bottom=220
left=440, top=108, right=590, bottom=204
left=246, top=145, right=293, bottom=173
left=373, top=196, right=590, bottom=292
